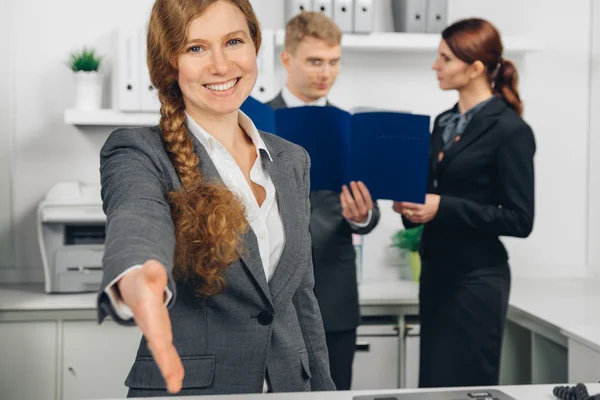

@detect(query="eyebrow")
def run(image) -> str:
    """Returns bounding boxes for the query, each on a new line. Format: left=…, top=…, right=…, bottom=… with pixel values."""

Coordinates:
left=306, top=56, right=341, bottom=61
left=186, top=30, right=249, bottom=45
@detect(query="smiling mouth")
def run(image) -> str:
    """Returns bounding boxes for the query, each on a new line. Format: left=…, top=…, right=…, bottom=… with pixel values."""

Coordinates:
left=204, top=78, right=239, bottom=92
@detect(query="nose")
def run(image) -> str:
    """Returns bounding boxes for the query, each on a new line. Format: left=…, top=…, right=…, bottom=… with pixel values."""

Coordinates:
left=432, top=58, right=440, bottom=71
left=320, top=63, right=334, bottom=79
left=208, top=47, right=231, bottom=75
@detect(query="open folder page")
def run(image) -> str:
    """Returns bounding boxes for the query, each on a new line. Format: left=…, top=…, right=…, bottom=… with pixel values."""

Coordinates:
left=240, top=96, right=430, bottom=203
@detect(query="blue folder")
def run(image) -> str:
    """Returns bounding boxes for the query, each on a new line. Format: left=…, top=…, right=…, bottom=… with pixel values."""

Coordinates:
left=240, top=96, right=276, bottom=134
left=240, top=97, right=430, bottom=203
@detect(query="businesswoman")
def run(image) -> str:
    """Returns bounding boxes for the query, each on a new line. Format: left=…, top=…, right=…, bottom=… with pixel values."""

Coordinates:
left=97, top=0, right=335, bottom=396
left=393, top=18, right=536, bottom=388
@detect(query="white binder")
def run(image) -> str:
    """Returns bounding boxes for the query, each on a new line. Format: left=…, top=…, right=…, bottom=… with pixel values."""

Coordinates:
left=353, top=0, right=374, bottom=34
left=251, top=29, right=276, bottom=103
left=314, top=0, right=333, bottom=19
left=112, top=27, right=141, bottom=112
left=391, top=0, right=427, bottom=33
left=426, top=0, right=448, bottom=33
left=333, top=0, right=354, bottom=33
left=138, top=26, right=160, bottom=113
left=286, top=0, right=313, bottom=22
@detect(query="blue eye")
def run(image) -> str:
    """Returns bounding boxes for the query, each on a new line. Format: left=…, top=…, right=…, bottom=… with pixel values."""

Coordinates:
left=188, top=45, right=203, bottom=53
left=227, top=38, right=243, bottom=46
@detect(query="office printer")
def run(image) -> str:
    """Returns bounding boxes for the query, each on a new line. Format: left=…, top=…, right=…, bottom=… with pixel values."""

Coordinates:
left=38, top=182, right=105, bottom=293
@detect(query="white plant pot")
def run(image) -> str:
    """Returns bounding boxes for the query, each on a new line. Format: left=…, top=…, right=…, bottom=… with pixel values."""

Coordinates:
left=74, top=71, right=102, bottom=110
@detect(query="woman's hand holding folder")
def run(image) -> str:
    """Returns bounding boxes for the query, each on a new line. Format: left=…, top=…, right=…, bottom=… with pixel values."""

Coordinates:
left=393, top=194, right=441, bottom=224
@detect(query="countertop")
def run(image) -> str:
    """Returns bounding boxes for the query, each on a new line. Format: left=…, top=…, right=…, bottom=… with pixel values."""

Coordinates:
left=92, top=383, right=600, bottom=400
left=0, top=279, right=421, bottom=311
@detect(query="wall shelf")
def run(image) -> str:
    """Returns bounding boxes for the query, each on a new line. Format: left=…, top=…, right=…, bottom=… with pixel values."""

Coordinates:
left=64, top=109, right=159, bottom=127
left=274, top=30, right=541, bottom=54
left=65, top=31, right=541, bottom=128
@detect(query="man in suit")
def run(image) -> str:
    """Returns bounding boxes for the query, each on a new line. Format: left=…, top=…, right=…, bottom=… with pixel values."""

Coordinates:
left=267, top=11, right=380, bottom=390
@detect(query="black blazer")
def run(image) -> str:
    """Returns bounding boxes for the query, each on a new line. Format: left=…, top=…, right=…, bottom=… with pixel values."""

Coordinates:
left=267, top=92, right=381, bottom=332
left=403, top=96, right=536, bottom=271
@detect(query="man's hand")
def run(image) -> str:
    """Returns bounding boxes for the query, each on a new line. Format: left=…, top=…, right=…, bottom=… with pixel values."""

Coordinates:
left=117, top=260, right=184, bottom=393
left=341, top=181, right=373, bottom=224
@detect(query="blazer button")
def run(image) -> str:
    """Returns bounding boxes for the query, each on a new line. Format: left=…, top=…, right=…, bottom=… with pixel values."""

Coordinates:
left=257, top=311, right=274, bottom=326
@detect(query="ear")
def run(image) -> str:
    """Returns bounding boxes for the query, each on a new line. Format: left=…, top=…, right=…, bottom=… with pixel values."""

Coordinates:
left=281, top=50, right=291, bottom=70
left=469, top=60, right=486, bottom=79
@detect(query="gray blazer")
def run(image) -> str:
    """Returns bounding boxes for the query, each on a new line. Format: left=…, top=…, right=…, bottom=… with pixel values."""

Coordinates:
left=97, top=125, right=336, bottom=396
left=267, top=92, right=380, bottom=332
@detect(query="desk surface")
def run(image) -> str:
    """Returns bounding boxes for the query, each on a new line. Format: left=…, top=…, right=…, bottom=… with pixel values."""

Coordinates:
left=0, top=280, right=421, bottom=311
left=93, top=383, right=600, bottom=400
left=508, top=277, right=600, bottom=351
left=2, top=277, right=600, bottom=350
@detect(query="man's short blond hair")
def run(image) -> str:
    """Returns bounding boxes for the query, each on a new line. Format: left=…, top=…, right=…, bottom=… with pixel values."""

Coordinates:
left=284, top=11, right=342, bottom=54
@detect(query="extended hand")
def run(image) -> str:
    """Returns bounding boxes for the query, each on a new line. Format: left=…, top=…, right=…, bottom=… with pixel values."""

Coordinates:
left=118, top=260, right=184, bottom=393
left=392, top=194, right=441, bottom=224
left=341, top=181, right=373, bottom=224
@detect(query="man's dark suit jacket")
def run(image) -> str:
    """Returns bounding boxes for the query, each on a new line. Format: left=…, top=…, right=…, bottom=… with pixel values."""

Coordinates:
left=267, top=92, right=380, bottom=332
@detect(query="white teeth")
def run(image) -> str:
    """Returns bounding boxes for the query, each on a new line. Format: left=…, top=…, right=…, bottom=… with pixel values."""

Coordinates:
left=205, top=79, right=238, bottom=92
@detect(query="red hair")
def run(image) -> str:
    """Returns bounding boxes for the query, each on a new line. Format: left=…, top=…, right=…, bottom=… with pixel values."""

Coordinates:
left=146, top=0, right=261, bottom=297
left=443, top=18, right=523, bottom=116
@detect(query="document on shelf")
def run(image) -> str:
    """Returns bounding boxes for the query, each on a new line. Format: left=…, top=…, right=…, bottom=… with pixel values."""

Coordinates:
left=240, top=96, right=430, bottom=203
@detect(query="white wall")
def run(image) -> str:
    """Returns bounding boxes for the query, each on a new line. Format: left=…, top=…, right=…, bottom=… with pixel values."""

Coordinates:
left=588, top=0, right=600, bottom=278
left=0, top=0, right=595, bottom=282
left=3, top=0, right=155, bottom=282
left=0, top=0, right=14, bottom=269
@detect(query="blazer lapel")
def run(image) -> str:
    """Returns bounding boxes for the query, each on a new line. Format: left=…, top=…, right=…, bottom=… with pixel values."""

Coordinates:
left=429, top=128, right=444, bottom=181
left=437, top=97, right=504, bottom=171
left=189, top=132, right=273, bottom=306
left=261, top=146, right=304, bottom=300
left=268, top=92, right=287, bottom=110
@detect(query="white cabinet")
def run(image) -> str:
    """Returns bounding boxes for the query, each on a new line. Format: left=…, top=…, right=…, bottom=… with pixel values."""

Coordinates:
left=531, top=333, right=568, bottom=384
left=568, top=338, right=600, bottom=383
left=62, top=320, right=142, bottom=400
left=0, top=321, right=58, bottom=400
left=351, top=322, right=399, bottom=390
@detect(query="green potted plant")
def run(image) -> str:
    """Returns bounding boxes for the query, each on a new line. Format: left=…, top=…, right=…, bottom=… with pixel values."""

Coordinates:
left=68, top=47, right=103, bottom=110
left=391, top=225, right=423, bottom=282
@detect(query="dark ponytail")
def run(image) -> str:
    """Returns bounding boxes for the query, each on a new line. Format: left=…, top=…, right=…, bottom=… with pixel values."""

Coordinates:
left=493, top=58, right=523, bottom=116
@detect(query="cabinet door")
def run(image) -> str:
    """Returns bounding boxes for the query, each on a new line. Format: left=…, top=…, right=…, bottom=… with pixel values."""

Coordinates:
left=0, top=321, right=58, bottom=400
left=351, top=325, right=399, bottom=390
left=568, top=338, right=600, bottom=383
left=62, top=320, right=142, bottom=400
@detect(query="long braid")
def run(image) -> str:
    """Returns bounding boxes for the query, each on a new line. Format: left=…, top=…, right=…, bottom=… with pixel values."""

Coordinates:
left=159, top=85, right=248, bottom=297
left=159, top=85, right=201, bottom=190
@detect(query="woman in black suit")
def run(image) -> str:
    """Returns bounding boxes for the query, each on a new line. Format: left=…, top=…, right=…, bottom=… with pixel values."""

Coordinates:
left=393, top=18, right=536, bottom=388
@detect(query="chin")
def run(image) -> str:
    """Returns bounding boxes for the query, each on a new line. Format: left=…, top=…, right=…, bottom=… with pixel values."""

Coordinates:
left=211, top=94, right=248, bottom=114
left=312, top=89, right=329, bottom=99
left=213, top=104, right=242, bottom=115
